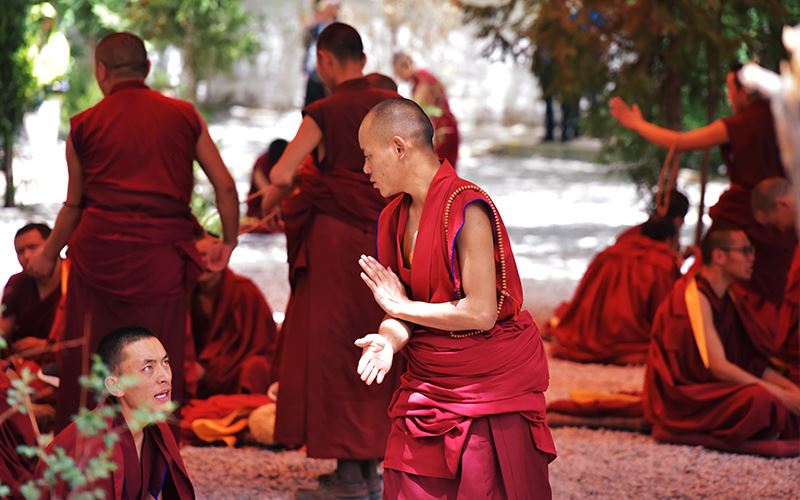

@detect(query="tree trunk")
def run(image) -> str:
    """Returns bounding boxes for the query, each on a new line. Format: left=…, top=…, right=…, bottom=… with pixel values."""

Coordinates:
left=662, top=38, right=682, bottom=131
left=2, top=135, right=15, bottom=208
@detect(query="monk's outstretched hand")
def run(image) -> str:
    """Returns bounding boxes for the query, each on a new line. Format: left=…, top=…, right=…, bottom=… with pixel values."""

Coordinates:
left=609, top=97, right=643, bottom=130
left=355, top=334, right=393, bottom=385
left=205, top=241, right=236, bottom=272
left=27, top=247, right=56, bottom=280
left=359, top=255, right=409, bottom=317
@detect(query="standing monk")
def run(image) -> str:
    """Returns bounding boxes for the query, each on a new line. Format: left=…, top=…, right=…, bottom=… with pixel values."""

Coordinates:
left=393, top=52, right=460, bottom=168
left=356, top=98, right=556, bottom=499
left=28, top=32, right=239, bottom=432
left=260, top=23, right=400, bottom=499
left=644, top=225, right=800, bottom=456
left=611, top=63, right=795, bottom=313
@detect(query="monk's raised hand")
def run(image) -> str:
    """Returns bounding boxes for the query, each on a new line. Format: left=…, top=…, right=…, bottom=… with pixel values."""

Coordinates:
left=355, top=333, right=393, bottom=385
left=609, top=97, right=642, bottom=130
left=27, top=246, right=56, bottom=280
left=359, top=255, right=409, bottom=317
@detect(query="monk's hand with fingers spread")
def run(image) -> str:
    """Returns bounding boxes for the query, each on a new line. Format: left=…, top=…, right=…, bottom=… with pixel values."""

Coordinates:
left=205, top=240, right=236, bottom=272
left=355, top=334, right=394, bottom=385
left=27, top=246, right=56, bottom=280
left=358, top=255, right=409, bottom=317
left=609, top=97, right=643, bottom=130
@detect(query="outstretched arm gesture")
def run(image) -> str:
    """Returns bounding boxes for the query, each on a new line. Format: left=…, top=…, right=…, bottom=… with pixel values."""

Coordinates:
left=355, top=317, right=411, bottom=385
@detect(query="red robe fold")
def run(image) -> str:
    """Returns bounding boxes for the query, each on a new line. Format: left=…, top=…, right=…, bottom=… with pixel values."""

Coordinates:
left=710, top=100, right=795, bottom=305
left=57, top=81, right=204, bottom=432
left=377, top=162, right=555, bottom=497
left=1, top=272, right=61, bottom=344
left=776, top=248, right=800, bottom=383
left=0, top=361, right=38, bottom=497
left=273, top=76, right=401, bottom=459
left=190, top=269, right=278, bottom=398
left=37, top=414, right=194, bottom=499
left=644, top=274, right=799, bottom=456
left=551, top=225, right=680, bottom=365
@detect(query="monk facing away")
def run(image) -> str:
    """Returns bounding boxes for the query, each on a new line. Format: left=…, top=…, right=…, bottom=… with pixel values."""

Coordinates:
left=36, top=326, right=194, bottom=498
left=1, top=223, right=64, bottom=361
left=188, top=235, right=278, bottom=398
left=549, top=191, right=689, bottom=365
left=259, top=23, right=400, bottom=499
left=356, top=98, right=556, bottom=499
left=644, top=225, right=800, bottom=456
left=751, top=177, right=799, bottom=383
left=27, top=32, right=239, bottom=432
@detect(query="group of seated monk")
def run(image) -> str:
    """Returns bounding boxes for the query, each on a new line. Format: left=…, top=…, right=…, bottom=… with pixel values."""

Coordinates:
left=546, top=177, right=800, bottom=455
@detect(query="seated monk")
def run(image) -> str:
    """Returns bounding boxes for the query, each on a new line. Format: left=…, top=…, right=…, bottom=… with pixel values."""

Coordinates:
left=751, top=177, right=799, bottom=383
left=0, top=223, right=65, bottom=361
left=189, top=235, right=278, bottom=398
left=36, top=326, right=194, bottom=498
left=644, top=225, right=800, bottom=456
left=247, top=138, right=288, bottom=220
left=549, top=191, right=689, bottom=365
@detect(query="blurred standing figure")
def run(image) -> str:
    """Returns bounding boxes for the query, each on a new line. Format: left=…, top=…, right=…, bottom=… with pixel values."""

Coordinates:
left=393, top=52, right=460, bottom=168
left=302, top=0, right=341, bottom=107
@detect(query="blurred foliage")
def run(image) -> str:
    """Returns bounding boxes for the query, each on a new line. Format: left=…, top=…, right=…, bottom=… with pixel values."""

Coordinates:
left=0, top=0, right=38, bottom=207
left=457, top=0, right=800, bottom=191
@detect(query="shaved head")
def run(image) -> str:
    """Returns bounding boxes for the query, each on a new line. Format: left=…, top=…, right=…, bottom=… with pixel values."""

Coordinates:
left=317, top=22, right=364, bottom=62
left=752, top=177, right=791, bottom=215
left=700, top=224, right=743, bottom=265
left=95, top=32, right=149, bottom=78
left=364, top=98, right=434, bottom=150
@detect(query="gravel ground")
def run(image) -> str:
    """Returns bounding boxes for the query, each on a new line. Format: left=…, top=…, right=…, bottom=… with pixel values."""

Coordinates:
left=181, top=347, right=800, bottom=499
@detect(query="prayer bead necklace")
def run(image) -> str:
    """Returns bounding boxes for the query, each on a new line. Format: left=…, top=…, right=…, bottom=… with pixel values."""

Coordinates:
left=443, top=184, right=509, bottom=339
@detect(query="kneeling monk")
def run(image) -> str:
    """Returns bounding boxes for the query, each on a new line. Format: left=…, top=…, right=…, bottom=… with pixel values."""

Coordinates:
left=356, top=98, right=556, bottom=499
left=36, top=326, right=194, bottom=498
left=644, top=225, right=800, bottom=456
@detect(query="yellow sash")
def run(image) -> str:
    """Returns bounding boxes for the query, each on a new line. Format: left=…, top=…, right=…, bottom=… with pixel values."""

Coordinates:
left=684, top=277, right=710, bottom=368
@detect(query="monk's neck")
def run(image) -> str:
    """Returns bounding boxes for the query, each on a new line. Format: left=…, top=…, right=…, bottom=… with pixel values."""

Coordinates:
left=405, top=161, right=440, bottom=210
left=35, top=259, right=61, bottom=299
left=699, top=267, right=731, bottom=298
left=332, top=69, right=364, bottom=88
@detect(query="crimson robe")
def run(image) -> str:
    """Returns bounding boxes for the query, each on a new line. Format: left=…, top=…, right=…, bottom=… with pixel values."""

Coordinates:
left=246, top=151, right=272, bottom=219
left=0, top=361, right=38, bottom=497
left=1, top=271, right=61, bottom=343
left=190, top=269, right=278, bottom=397
left=57, top=81, right=204, bottom=431
left=709, top=99, right=795, bottom=306
left=37, top=414, right=194, bottom=499
left=377, top=162, right=555, bottom=498
left=273, top=77, right=401, bottom=459
left=551, top=225, right=680, bottom=365
left=776, top=248, right=800, bottom=383
left=412, top=69, right=460, bottom=168
left=644, top=274, right=799, bottom=456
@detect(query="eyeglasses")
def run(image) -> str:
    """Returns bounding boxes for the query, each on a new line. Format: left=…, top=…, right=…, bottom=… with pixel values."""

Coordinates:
left=719, top=245, right=755, bottom=256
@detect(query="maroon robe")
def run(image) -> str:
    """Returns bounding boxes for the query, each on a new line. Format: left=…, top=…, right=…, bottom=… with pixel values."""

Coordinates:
left=710, top=99, right=795, bottom=305
left=273, top=77, right=401, bottom=459
left=0, top=361, right=38, bottom=496
left=57, top=81, right=204, bottom=431
left=37, top=414, right=194, bottom=499
left=190, top=269, right=278, bottom=397
left=412, top=69, right=460, bottom=168
left=377, top=162, right=555, bottom=498
left=551, top=225, right=680, bottom=365
left=644, top=274, right=800, bottom=456
left=246, top=151, right=272, bottom=218
left=776, top=248, right=800, bottom=383
left=1, top=271, right=61, bottom=343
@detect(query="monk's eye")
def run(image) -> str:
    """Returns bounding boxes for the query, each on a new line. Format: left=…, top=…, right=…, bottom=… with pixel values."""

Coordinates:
left=143, top=365, right=153, bottom=373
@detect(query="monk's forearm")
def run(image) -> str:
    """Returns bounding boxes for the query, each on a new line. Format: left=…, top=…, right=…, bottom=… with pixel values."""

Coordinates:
left=260, top=184, right=292, bottom=214
left=214, top=182, right=239, bottom=245
left=395, top=297, right=497, bottom=333
left=709, top=360, right=764, bottom=387
left=378, top=316, right=411, bottom=352
left=762, top=367, right=800, bottom=392
left=629, top=120, right=683, bottom=150
left=43, top=206, right=82, bottom=259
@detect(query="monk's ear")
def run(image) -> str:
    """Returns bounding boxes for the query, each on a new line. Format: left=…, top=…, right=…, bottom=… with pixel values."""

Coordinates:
left=392, top=136, right=407, bottom=158
left=105, top=374, right=124, bottom=397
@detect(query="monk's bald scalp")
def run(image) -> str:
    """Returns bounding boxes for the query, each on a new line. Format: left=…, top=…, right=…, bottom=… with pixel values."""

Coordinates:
left=751, top=177, right=791, bottom=215
left=700, top=223, right=743, bottom=265
left=317, top=22, right=364, bottom=62
left=366, top=98, right=434, bottom=150
left=95, top=32, right=149, bottom=77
